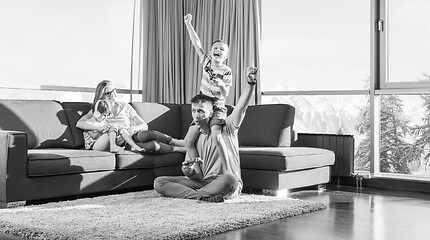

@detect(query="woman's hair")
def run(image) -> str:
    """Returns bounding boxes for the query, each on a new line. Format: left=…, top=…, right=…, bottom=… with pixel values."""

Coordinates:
left=93, top=80, right=112, bottom=106
left=92, top=100, right=111, bottom=118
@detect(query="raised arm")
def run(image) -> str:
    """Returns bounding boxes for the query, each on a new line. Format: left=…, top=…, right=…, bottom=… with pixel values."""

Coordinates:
left=184, top=14, right=205, bottom=60
left=229, top=67, right=258, bottom=127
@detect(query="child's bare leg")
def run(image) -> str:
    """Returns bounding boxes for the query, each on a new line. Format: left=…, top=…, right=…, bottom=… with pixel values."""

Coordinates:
left=169, top=138, right=185, bottom=147
left=120, top=129, right=145, bottom=152
left=92, top=133, right=110, bottom=151
left=211, top=125, right=230, bottom=172
left=172, top=145, right=186, bottom=153
left=109, top=131, right=123, bottom=153
left=184, top=125, right=200, bottom=160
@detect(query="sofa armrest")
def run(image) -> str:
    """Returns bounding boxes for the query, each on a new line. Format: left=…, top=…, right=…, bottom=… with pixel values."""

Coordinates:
left=0, top=130, right=28, bottom=205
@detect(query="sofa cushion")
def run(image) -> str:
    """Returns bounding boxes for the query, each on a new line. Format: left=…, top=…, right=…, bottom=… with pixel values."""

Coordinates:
left=27, top=149, right=116, bottom=177
left=131, top=103, right=182, bottom=139
left=115, top=152, right=184, bottom=170
left=239, top=147, right=334, bottom=171
left=239, top=104, right=295, bottom=147
left=0, top=100, right=76, bottom=149
left=61, top=102, right=92, bottom=149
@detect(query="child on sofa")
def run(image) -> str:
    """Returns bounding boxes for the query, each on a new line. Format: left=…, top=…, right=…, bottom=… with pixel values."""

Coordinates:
left=83, top=100, right=145, bottom=153
left=183, top=13, right=232, bottom=164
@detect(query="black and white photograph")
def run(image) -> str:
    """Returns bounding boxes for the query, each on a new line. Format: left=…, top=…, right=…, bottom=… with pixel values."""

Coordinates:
left=1, top=0, right=430, bottom=239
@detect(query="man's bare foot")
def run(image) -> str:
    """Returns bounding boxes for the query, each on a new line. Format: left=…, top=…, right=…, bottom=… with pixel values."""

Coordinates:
left=110, top=145, right=124, bottom=153
left=246, top=67, right=258, bottom=85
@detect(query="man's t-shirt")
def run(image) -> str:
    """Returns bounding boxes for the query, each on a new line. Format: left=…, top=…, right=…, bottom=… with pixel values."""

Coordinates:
left=194, top=116, right=243, bottom=194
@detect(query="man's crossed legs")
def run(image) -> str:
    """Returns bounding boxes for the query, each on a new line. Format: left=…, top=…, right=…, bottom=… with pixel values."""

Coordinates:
left=154, top=173, right=238, bottom=203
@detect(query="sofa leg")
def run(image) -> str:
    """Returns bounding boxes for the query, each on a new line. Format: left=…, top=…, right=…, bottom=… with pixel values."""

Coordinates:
left=317, top=184, right=327, bottom=192
left=262, top=189, right=277, bottom=196
left=0, top=201, right=6, bottom=209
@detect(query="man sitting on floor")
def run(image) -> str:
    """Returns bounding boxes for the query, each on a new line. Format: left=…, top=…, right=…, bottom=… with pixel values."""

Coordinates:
left=153, top=67, right=258, bottom=202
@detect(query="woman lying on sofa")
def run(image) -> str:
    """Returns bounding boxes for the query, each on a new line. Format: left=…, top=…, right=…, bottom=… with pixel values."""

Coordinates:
left=76, top=80, right=185, bottom=154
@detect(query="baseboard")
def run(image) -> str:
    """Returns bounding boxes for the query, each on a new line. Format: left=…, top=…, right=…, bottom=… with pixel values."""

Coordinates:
left=334, top=176, right=430, bottom=194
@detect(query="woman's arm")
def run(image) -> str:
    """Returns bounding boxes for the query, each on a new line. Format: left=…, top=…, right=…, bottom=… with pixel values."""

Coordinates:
left=76, top=111, right=98, bottom=131
left=129, top=114, right=149, bottom=135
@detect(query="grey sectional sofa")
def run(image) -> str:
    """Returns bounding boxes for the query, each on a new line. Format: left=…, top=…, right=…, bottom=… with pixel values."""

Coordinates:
left=0, top=100, right=334, bottom=207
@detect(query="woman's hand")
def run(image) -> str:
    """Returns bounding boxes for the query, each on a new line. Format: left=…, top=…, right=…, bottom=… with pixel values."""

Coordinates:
left=98, top=125, right=111, bottom=133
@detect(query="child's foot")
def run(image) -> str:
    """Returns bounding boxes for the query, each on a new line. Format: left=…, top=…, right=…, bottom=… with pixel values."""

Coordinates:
left=110, top=145, right=124, bottom=153
left=246, top=66, right=258, bottom=85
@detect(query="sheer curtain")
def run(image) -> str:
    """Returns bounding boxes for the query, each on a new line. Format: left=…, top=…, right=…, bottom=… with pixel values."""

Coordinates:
left=139, top=0, right=261, bottom=104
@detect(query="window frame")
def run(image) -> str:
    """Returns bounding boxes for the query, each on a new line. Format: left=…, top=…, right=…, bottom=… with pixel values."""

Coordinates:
left=378, top=0, right=430, bottom=90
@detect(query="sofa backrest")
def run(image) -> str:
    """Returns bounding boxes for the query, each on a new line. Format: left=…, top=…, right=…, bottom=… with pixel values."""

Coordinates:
left=179, top=104, right=193, bottom=139
left=130, top=102, right=182, bottom=139
left=61, top=102, right=92, bottom=149
left=0, top=99, right=295, bottom=149
left=0, top=100, right=76, bottom=149
left=239, top=104, right=295, bottom=147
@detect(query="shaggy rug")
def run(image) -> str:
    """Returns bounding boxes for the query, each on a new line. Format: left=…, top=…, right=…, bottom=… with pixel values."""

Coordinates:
left=0, top=190, right=326, bottom=240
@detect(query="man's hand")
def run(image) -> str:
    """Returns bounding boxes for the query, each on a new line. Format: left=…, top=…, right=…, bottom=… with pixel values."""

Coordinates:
left=182, top=161, right=194, bottom=176
left=184, top=14, right=192, bottom=24
left=246, top=67, right=258, bottom=85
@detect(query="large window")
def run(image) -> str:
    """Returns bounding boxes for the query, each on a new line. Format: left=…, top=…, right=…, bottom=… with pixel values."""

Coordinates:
left=374, top=0, right=430, bottom=178
left=0, top=0, right=140, bottom=102
left=377, top=94, right=430, bottom=177
left=385, top=0, right=430, bottom=87
left=261, top=0, right=370, bottom=174
left=261, top=0, right=370, bottom=91
left=262, top=0, right=430, bottom=180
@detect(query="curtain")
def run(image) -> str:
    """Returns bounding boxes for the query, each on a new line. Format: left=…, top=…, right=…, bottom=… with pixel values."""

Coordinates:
left=139, top=0, right=261, bottom=105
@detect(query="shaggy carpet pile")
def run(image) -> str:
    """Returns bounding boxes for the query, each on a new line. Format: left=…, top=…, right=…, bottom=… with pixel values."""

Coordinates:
left=0, top=190, right=326, bottom=240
